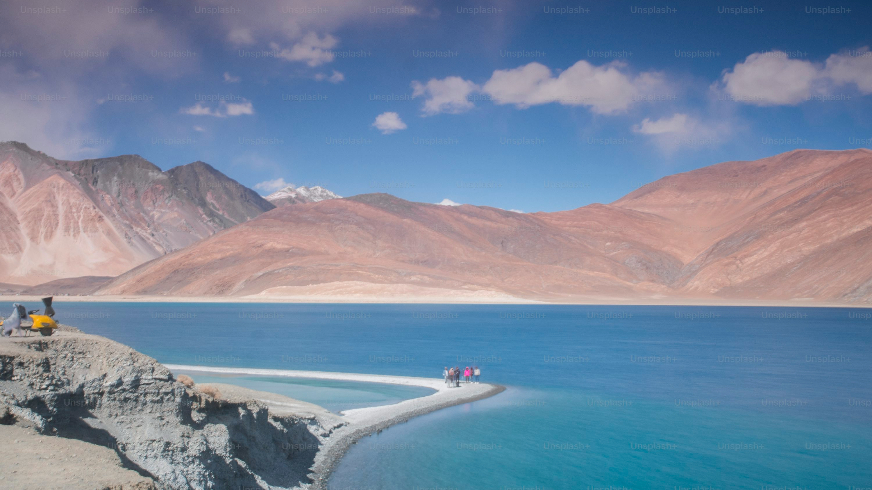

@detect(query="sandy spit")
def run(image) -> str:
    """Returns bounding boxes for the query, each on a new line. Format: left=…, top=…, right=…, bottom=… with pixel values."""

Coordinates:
left=167, top=365, right=505, bottom=489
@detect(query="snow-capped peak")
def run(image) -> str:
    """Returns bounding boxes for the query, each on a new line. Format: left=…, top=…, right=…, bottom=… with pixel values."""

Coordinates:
left=295, top=185, right=341, bottom=202
left=436, top=198, right=461, bottom=206
left=265, top=184, right=341, bottom=205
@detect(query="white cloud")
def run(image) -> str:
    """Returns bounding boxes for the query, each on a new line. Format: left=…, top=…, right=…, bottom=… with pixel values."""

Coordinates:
left=436, top=198, right=461, bottom=206
left=481, top=63, right=551, bottom=107
left=209, top=0, right=434, bottom=50
left=224, top=101, right=255, bottom=116
left=0, top=0, right=192, bottom=76
left=224, top=72, right=241, bottom=83
left=181, top=100, right=254, bottom=118
left=411, top=76, right=479, bottom=116
left=718, top=47, right=872, bottom=105
left=372, top=112, right=408, bottom=134
left=254, top=178, right=289, bottom=193
left=632, top=112, right=730, bottom=153
left=0, top=65, right=105, bottom=159
left=227, top=27, right=255, bottom=45
left=316, top=70, right=345, bottom=83
left=0, top=1, right=197, bottom=161
left=193, top=126, right=206, bottom=132
left=270, top=32, right=338, bottom=67
left=721, top=51, right=822, bottom=106
left=182, top=103, right=218, bottom=117
left=509, top=209, right=524, bottom=213
left=825, top=47, right=872, bottom=94
left=482, top=60, right=664, bottom=114
left=633, top=113, right=690, bottom=135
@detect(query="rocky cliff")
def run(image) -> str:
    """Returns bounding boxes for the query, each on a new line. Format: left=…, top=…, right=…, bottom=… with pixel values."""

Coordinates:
left=0, top=329, right=340, bottom=489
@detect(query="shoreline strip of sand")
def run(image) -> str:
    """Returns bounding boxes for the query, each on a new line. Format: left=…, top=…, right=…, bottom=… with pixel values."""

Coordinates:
left=2, top=294, right=870, bottom=308
left=167, top=365, right=506, bottom=489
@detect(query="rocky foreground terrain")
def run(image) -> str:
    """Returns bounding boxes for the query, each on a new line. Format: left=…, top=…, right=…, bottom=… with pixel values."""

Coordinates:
left=0, top=327, right=503, bottom=490
left=97, top=149, right=872, bottom=304
left=0, top=327, right=341, bottom=489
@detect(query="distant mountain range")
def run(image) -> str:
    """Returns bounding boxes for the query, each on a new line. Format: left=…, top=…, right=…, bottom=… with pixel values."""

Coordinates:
left=265, top=184, right=341, bottom=207
left=0, top=142, right=273, bottom=285
left=3, top=141, right=871, bottom=303
left=92, top=148, right=872, bottom=304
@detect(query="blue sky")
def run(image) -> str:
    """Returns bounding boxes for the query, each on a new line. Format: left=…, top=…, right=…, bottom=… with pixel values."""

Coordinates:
left=1, top=0, right=871, bottom=212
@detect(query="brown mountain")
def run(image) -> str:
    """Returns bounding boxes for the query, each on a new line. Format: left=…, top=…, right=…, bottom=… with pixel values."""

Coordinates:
left=96, top=149, right=872, bottom=304
left=0, top=142, right=274, bottom=285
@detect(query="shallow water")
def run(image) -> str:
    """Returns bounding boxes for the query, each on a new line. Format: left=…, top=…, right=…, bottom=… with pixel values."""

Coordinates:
left=174, top=372, right=434, bottom=412
left=47, top=302, right=872, bottom=489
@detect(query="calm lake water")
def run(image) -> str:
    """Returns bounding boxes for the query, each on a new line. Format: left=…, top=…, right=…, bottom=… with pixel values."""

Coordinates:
left=172, top=372, right=435, bottom=413
left=42, top=302, right=872, bottom=490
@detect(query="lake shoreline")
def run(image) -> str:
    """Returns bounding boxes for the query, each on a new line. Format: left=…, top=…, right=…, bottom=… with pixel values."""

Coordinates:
left=169, top=365, right=506, bottom=489
left=2, top=294, right=870, bottom=309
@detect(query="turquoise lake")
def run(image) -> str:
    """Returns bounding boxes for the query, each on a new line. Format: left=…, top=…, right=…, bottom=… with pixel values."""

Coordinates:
left=43, top=302, right=872, bottom=489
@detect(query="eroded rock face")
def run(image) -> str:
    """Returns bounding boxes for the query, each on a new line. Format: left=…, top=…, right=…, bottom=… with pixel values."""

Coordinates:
left=0, top=332, right=333, bottom=489
left=0, top=141, right=274, bottom=286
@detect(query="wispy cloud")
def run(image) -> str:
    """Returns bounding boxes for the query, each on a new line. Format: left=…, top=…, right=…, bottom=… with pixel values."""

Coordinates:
left=633, top=112, right=731, bottom=153
left=181, top=100, right=255, bottom=118
left=270, top=32, right=338, bottom=67
left=254, top=178, right=289, bottom=193
left=316, top=70, right=345, bottom=83
left=634, top=113, right=692, bottom=135
left=0, top=65, right=106, bottom=159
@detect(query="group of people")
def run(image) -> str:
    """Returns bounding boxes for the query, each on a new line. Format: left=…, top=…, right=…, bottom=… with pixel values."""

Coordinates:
left=443, top=366, right=480, bottom=387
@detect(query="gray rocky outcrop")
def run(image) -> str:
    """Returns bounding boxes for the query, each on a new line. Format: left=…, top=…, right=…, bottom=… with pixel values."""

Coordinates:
left=0, top=331, right=340, bottom=489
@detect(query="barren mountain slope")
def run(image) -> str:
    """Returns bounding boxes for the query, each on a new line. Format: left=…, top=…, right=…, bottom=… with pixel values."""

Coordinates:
left=672, top=150, right=872, bottom=300
left=96, top=149, right=872, bottom=303
left=610, top=149, right=872, bottom=300
left=0, top=142, right=273, bottom=285
left=612, top=149, right=872, bottom=260
left=97, top=193, right=675, bottom=299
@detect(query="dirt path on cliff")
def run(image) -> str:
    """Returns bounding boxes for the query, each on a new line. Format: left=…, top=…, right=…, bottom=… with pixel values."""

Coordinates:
left=0, top=424, right=156, bottom=490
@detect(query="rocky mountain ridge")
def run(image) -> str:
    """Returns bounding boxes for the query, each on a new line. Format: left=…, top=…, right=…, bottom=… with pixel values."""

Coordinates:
left=96, top=149, right=872, bottom=304
left=0, top=141, right=274, bottom=285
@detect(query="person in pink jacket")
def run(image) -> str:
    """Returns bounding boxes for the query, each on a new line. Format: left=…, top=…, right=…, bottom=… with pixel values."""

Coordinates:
left=464, top=367, right=471, bottom=383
